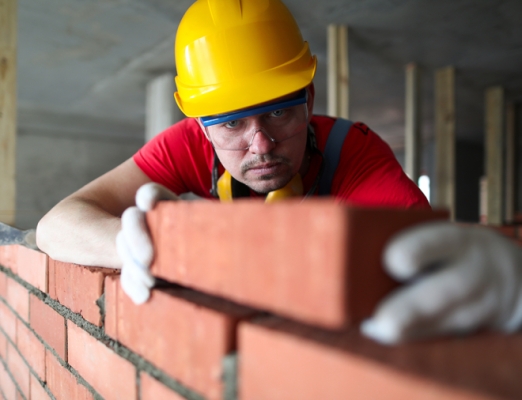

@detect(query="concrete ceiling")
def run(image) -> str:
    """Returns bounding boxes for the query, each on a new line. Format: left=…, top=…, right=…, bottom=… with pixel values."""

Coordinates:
left=17, top=0, right=522, bottom=149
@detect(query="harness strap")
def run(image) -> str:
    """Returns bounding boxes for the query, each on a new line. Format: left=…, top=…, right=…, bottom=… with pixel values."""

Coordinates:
left=318, top=118, right=353, bottom=195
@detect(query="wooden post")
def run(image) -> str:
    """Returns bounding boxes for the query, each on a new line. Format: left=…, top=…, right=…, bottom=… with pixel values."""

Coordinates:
left=0, top=0, right=17, bottom=225
left=327, top=24, right=349, bottom=119
left=405, top=63, right=421, bottom=183
left=505, top=102, right=516, bottom=224
left=485, top=86, right=505, bottom=226
left=145, top=72, right=183, bottom=142
left=434, top=66, right=456, bottom=220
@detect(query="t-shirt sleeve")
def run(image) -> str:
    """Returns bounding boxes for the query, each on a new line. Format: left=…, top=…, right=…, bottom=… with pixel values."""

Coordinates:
left=332, top=122, right=430, bottom=209
left=133, top=118, right=215, bottom=197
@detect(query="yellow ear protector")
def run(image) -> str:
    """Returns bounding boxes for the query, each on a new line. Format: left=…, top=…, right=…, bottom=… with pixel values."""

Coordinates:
left=209, top=125, right=324, bottom=202
left=216, top=170, right=303, bottom=203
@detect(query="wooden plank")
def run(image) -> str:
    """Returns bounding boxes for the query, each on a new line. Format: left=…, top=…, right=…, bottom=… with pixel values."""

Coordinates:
left=327, top=25, right=349, bottom=119
left=505, top=102, right=516, bottom=224
left=434, top=66, right=456, bottom=220
left=405, top=63, right=421, bottom=183
left=0, top=0, right=17, bottom=225
left=485, top=86, right=505, bottom=226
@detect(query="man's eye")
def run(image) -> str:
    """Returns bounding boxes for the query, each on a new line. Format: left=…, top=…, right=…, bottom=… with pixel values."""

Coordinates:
left=225, top=120, right=239, bottom=128
left=271, top=109, right=285, bottom=117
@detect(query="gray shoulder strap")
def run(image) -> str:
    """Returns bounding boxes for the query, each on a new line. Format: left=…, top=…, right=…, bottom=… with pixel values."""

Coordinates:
left=318, top=118, right=353, bottom=195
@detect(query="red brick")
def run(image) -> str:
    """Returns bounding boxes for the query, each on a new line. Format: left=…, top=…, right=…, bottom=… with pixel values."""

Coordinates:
left=7, top=342, right=29, bottom=398
left=0, top=331, right=6, bottom=360
left=29, top=295, right=66, bottom=361
left=140, top=372, right=185, bottom=400
left=48, top=259, right=118, bottom=326
left=30, top=374, right=51, bottom=400
left=0, top=272, right=7, bottom=299
left=67, top=321, right=136, bottom=400
left=0, top=301, right=17, bottom=343
left=46, top=350, right=93, bottom=400
left=16, top=319, right=45, bottom=379
left=239, top=318, right=521, bottom=400
left=0, top=245, right=18, bottom=272
left=16, top=246, right=48, bottom=292
left=6, top=277, right=29, bottom=321
left=148, top=201, right=448, bottom=328
left=0, top=359, right=17, bottom=400
left=105, top=275, right=252, bottom=400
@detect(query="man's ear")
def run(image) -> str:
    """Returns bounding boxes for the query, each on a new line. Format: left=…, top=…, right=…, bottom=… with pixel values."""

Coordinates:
left=196, top=118, right=212, bottom=141
left=306, top=83, right=315, bottom=122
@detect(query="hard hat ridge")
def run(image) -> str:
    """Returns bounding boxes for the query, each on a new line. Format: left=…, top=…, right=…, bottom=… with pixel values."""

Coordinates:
left=174, top=0, right=317, bottom=118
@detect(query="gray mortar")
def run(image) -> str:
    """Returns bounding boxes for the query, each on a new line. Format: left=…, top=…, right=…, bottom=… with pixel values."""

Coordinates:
left=222, top=353, right=238, bottom=400
left=96, top=292, right=105, bottom=327
left=0, top=356, right=28, bottom=400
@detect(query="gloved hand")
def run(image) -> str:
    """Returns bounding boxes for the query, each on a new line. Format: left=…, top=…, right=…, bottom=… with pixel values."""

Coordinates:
left=361, top=222, right=522, bottom=345
left=116, top=183, right=179, bottom=304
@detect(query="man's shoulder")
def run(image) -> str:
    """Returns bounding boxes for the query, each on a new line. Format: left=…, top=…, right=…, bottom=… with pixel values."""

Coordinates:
left=310, top=115, right=386, bottom=152
left=162, top=117, right=202, bottom=136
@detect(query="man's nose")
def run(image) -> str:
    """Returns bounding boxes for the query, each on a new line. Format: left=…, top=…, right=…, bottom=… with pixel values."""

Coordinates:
left=248, top=128, right=276, bottom=154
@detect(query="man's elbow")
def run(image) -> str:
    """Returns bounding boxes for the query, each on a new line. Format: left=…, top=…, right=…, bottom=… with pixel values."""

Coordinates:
left=36, top=212, right=54, bottom=257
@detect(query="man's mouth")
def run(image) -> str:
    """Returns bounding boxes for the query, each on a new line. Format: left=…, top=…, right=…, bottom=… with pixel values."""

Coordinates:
left=246, top=162, right=282, bottom=176
left=241, top=155, right=289, bottom=174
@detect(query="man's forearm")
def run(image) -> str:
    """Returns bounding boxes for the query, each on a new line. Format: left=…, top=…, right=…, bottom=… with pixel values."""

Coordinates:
left=36, top=197, right=123, bottom=269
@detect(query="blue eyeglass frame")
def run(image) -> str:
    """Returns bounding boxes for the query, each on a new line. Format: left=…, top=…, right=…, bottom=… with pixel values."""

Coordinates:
left=199, top=89, right=308, bottom=128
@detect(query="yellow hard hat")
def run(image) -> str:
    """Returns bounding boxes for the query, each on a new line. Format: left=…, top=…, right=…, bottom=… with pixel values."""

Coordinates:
left=174, top=0, right=317, bottom=118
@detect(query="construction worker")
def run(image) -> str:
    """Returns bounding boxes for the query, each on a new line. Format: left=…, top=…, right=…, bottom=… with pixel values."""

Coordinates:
left=36, top=0, right=522, bottom=345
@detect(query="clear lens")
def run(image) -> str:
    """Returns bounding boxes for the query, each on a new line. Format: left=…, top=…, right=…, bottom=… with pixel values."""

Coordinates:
left=206, top=103, right=308, bottom=150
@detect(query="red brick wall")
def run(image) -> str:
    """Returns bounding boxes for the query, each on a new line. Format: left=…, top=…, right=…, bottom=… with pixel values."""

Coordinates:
left=0, top=201, right=518, bottom=400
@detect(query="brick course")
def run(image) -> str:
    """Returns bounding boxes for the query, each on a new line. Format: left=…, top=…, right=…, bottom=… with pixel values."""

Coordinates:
left=105, top=275, right=252, bottom=400
left=7, top=341, right=30, bottom=398
left=140, top=373, right=186, bottom=400
left=16, top=246, right=48, bottom=292
left=68, top=321, right=136, bottom=400
left=46, top=350, right=94, bottom=400
left=48, top=259, right=118, bottom=326
left=30, top=295, right=67, bottom=361
left=16, top=319, right=46, bottom=380
left=6, top=277, right=29, bottom=322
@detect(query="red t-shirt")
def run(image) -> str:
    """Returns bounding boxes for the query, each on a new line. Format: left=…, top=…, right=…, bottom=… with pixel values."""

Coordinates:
left=133, top=116, right=429, bottom=208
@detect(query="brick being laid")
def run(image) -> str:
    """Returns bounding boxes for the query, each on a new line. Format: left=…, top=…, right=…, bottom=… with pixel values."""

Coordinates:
left=147, top=200, right=448, bottom=329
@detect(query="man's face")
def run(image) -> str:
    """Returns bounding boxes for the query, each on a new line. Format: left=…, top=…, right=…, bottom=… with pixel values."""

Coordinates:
left=201, top=86, right=314, bottom=194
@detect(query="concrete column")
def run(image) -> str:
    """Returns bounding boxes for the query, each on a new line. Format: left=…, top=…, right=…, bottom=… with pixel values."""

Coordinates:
left=405, top=63, right=422, bottom=183
left=485, top=86, right=505, bottom=226
left=145, top=72, right=183, bottom=142
left=327, top=24, right=349, bottom=119
left=505, top=102, right=516, bottom=224
left=434, top=66, right=456, bottom=220
left=0, top=0, right=17, bottom=225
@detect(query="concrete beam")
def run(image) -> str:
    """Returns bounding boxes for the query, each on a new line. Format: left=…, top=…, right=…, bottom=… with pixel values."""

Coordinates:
left=0, top=0, right=17, bottom=225
left=485, top=86, right=505, bottom=226
left=405, top=63, right=422, bottom=183
left=434, top=66, right=455, bottom=220
left=145, top=72, right=183, bottom=142
left=327, top=24, right=349, bottom=119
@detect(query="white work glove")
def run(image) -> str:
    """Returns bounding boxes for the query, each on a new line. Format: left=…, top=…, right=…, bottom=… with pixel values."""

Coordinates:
left=116, top=183, right=179, bottom=304
left=361, top=222, right=522, bottom=345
